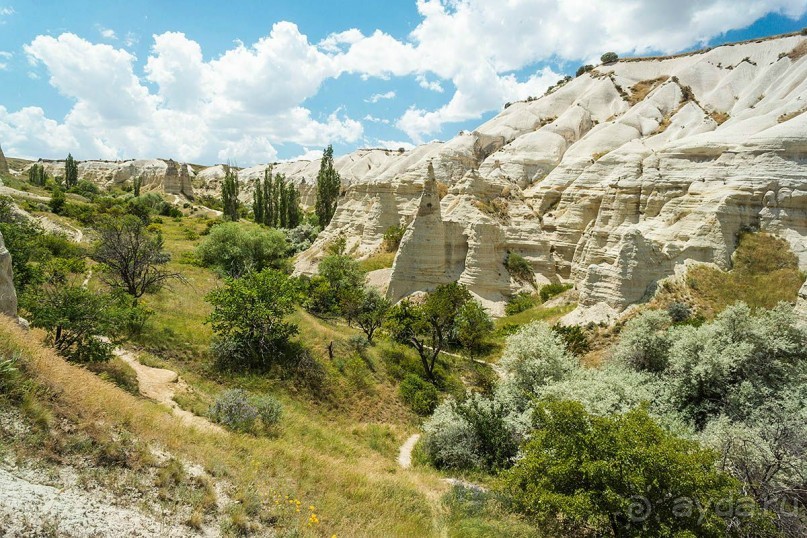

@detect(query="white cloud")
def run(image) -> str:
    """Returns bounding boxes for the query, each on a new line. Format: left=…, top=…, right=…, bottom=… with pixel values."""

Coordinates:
left=363, top=114, right=390, bottom=124
left=377, top=139, right=415, bottom=151
left=97, top=26, right=117, bottom=40
left=365, top=90, right=396, bottom=103
left=4, top=1, right=806, bottom=161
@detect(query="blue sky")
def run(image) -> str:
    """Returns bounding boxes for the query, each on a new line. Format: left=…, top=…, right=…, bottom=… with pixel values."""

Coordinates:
left=1, top=1, right=806, bottom=165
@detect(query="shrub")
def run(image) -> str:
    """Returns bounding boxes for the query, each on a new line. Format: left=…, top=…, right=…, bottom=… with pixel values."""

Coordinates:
left=382, top=225, right=406, bottom=252
left=501, top=400, right=770, bottom=538
left=667, top=301, right=691, bottom=322
left=399, top=374, right=439, bottom=416
left=601, top=51, right=619, bottom=64
left=285, top=223, right=320, bottom=254
left=304, top=254, right=365, bottom=318
left=575, top=64, right=594, bottom=77
left=538, top=282, right=572, bottom=302
left=197, top=222, right=290, bottom=278
left=452, top=300, right=493, bottom=352
left=48, top=186, right=66, bottom=214
left=612, top=310, right=672, bottom=372
left=505, top=292, right=535, bottom=315
left=68, top=179, right=100, bottom=199
left=253, top=394, right=283, bottom=430
left=422, top=399, right=480, bottom=469
left=551, top=324, right=590, bottom=355
left=209, top=389, right=259, bottom=432
left=504, top=252, right=534, bottom=285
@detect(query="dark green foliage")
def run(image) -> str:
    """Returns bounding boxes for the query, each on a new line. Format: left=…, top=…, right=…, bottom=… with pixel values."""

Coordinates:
left=576, top=64, right=595, bottom=77
left=501, top=401, right=770, bottom=537
left=399, top=373, right=439, bottom=416
left=92, top=215, right=181, bottom=298
left=386, top=282, right=474, bottom=381
left=68, top=179, right=100, bottom=200
left=452, top=300, right=493, bottom=353
left=196, top=222, right=290, bottom=278
left=601, top=51, right=619, bottom=64
left=206, top=269, right=298, bottom=372
left=315, top=145, right=340, bottom=227
left=551, top=324, right=590, bottom=356
left=504, top=252, right=534, bottom=285
left=27, top=164, right=47, bottom=186
left=355, top=288, right=391, bottom=342
left=64, top=153, right=79, bottom=188
left=24, top=282, right=117, bottom=363
left=48, top=186, right=66, bottom=214
left=221, top=164, right=240, bottom=222
left=505, top=292, right=535, bottom=315
left=253, top=168, right=301, bottom=229
left=382, top=225, right=406, bottom=252
left=453, top=396, right=519, bottom=471
left=667, top=301, right=692, bottom=322
left=252, top=176, right=264, bottom=225
left=132, top=175, right=142, bottom=197
left=538, top=282, right=572, bottom=302
left=304, top=254, right=366, bottom=318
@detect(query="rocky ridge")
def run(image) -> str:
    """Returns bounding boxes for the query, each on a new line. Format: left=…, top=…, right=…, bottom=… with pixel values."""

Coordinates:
left=295, top=33, right=807, bottom=319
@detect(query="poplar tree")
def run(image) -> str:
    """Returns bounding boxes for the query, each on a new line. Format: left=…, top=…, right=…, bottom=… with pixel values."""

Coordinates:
left=221, top=164, right=240, bottom=221
left=264, top=167, right=274, bottom=227
left=64, top=153, right=79, bottom=188
left=315, top=145, right=340, bottom=227
left=253, top=177, right=264, bottom=224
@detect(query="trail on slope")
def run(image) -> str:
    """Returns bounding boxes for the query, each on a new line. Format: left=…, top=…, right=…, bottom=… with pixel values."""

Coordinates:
left=114, top=347, right=223, bottom=434
left=398, top=433, right=421, bottom=469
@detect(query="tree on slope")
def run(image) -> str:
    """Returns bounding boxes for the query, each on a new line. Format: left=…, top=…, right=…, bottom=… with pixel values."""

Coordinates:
left=222, top=164, right=240, bottom=221
left=64, top=153, right=78, bottom=188
left=315, top=145, right=340, bottom=227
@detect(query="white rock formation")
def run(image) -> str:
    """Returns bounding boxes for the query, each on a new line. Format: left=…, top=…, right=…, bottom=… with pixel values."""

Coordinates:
left=293, top=33, right=807, bottom=320
left=32, top=158, right=194, bottom=196
left=0, top=231, right=16, bottom=318
left=0, top=144, right=8, bottom=175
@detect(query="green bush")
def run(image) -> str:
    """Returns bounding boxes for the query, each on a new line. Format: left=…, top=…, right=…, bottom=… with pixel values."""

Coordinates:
left=399, top=374, right=439, bottom=416
left=612, top=310, right=672, bottom=372
left=382, top=225, right=406, bottom=252
left=667, top=301, right=691, bottom=322
left=505, top=292, right=535, bottom=315
left=551, top=324, right=590, bottom=356
left=501, top=400, right=771, bottom=538
left=601, top=51, right=619, bottom=64
left=68, top=179, right=100, bottom=199
left=197, top=222, right=290, bottom=277
left=209, top=389, right=259, bottom=433
left=253, top=394, right=283, bottom=430
left=452, top=300, right=493, bottom=353
left=504, top=252, right=534, bottom=285
left=48, top=186, right=66, bottom=214
left=538, top=282, right=572, bottom=302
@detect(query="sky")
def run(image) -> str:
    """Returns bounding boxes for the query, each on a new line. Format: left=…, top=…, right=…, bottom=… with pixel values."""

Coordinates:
left=0, top=1, right=806, bottom=166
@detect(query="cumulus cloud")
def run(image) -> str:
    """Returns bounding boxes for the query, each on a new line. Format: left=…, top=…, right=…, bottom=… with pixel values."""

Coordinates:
left=97, top=26, right=117, bottom=40
left=3, top=0, right=806, bottom=162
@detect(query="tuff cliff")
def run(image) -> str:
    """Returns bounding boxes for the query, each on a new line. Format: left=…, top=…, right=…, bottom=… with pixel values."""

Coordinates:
left=0, top=144, right=9, bottom=176
left=0, top=231, right=16, bottom=319
left=295, top=33, right=807, bottom=319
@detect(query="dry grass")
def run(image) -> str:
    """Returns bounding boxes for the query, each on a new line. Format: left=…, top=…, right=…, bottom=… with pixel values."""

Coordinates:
left=710, top=111, right=730, bottom=125
left=628, top=76, right=669, bottom=105
left=359, top=251, right=396, bottom=272
left=778, top=108, right=806, bottom=123
left=787, top=39, right=807, bottom=61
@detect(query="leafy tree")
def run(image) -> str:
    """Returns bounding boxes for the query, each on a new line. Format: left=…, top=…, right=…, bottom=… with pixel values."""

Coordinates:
left=612, top=309, right=672, bottom=372
left=355, top=288, right=391, bottom=342
left=221, top=164, right=240, bottom=221
left=305, top=253, right=366, bottom=318
left=25, top=281, right=117, bottom=362
left=601, top=51, right=619, bottom=64
left=28, top=164, right=47, bottom=186
left=576, top=64, right=595, bottom=77
left=386, top=282, right=472, bottom=381
left=92, top=215, right=182, bottom=299
left=0, top=199, right=45, bottom=294
left=133, top=175, right=142, bottom=197
left=196, top=222, right=290, bottom=277
left=315, top=145, right=340, bottom=227
left=399, top=373, right=439, bottom=416
left=64, top=153, right=79, bottom=188
left=48, top=185, right=66, bottom=214
left=452, top=300, right=493, bottom=352
left=206, top=269, right=299, bottom=371
left=252, top=176, right=264, bottom=224
left=501, top=400, right=772, bottom=538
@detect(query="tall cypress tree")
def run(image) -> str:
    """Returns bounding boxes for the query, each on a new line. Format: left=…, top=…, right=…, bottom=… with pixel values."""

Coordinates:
left=264, top=168, right=274, bottom=227
left=287, top=184, right=301, bottom=228
left=315, top=145, right=340, bottom=227
left=253, top=177, right=264, bottom=224
left=221, top=164, right=240, bottom=221
left=64, top=153, right=79, bottom=188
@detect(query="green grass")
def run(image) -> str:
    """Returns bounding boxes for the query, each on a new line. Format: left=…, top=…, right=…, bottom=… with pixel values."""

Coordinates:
left=359, top=251, right=396, bottom=272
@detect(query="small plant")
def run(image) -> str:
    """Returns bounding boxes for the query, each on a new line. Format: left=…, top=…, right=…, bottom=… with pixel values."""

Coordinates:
left=504, top=252, right=534, bottom=285
left=539, top=282, right=572, bottom=303
left=382, top=225, right=406, bottom=252
left=209, top=389, right=259, bottom=433
left=667, top=301, right=692, bottom=323
left=253, top=395, right=283, bottom=430
left=552, top=324, right=590, bottom=356
left=399, top=373, right=439, bottom=416
left=505, top=292, right=535, bottom=315
left=600, top=51, right=619, bottom=64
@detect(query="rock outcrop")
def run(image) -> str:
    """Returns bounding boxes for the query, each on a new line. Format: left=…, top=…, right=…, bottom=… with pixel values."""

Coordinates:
left=0, top=231, right=17, bottom=318
left=32, top=159, right=194, bottom=196
left=0, top=144, right=9, bottom=175
left=292, top=33, right=807, bottom=319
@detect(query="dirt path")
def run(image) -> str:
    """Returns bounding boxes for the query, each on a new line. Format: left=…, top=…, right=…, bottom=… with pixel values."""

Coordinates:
left=114, top=348, right=223, bottom=434
left=398, top=433, right=421, bottom=469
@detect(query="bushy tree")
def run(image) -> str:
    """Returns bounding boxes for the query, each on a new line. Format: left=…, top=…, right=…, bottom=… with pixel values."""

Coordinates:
left=28, top=164, right=47, bottom=186
left=304, top=253, right=365, bottom=318
left=452, top=300, right=493, bottom=352
left=399, top=373, right=439, bottom=416
left=221, top=164, right=240, bottom=221
left=612, top=310, right=673, bottom=372
left=253, top=168, right=302, bottom=228
left=601, top=51, right=619, bottom=64
left=206, top=269, right=298, bottom=371
left=285, top=223, right=320, bottom=254
left=48, top=185, right=66, bottom=214
left=25, top=281, right=117, bottom=362
left=386, top=283, right=473, bottom=381
left=196, top=222, right=290, bottom=277
left=92, top=215, right=182, bottom=299
left=502, top=400, right=772, bottom=538
left=354, top=288, right=391, bottom=342
left=315, top=145, right=340, bottom=227
left=64, top=153, right=78, bottom=188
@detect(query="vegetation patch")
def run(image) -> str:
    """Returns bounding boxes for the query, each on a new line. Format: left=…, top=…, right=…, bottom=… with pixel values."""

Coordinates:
left=627, top=76, right=669, bottom=105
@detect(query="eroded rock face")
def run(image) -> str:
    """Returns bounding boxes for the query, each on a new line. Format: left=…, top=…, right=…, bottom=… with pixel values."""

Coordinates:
left=0, top=231, right=17, bottom=318
left=0, top=144, right=9, bottom=176
left=292, top=34, right=807, bottom=320
left=32, top=159, right=195, bottom=195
